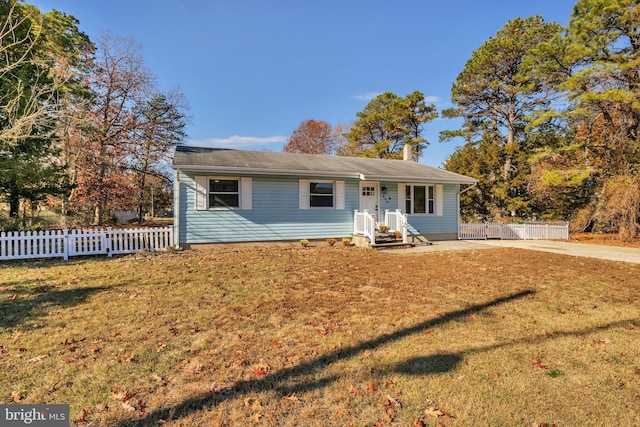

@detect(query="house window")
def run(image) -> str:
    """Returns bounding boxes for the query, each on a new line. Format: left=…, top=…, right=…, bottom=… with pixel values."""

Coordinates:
left=209, top=179, right=239, bottom=208
left=362, top=186, right=375, bottom=196
left=405, top=185, right=435, bottom=214
left=310, top=182, right=334, bottom=207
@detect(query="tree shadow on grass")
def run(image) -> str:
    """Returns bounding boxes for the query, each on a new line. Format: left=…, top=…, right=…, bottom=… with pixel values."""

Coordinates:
left=395, top=353, right=463, bottom=375
left=117, top=289, right=535, bottom=427
left=0, top=285, right=115, bottom=329
left=387, top=319, right=636, bottom=377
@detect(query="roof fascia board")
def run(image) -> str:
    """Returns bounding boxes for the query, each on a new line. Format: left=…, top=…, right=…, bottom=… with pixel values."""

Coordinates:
left=361, top=174, right=478, bottom=184
left=172, top=164, right=361, bottom=179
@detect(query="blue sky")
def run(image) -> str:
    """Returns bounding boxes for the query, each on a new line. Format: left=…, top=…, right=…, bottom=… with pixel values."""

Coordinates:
left=36, top=0, right=576, bottom=167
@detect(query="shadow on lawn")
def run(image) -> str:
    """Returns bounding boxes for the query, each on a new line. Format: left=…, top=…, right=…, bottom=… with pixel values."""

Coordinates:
left=0, top=285, right=113, bottom=329
left=117, top=289, right=535, bottom=427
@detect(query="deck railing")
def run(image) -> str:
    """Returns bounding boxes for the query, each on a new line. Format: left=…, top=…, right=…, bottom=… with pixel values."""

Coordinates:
left=0, top=227, right=174, bottom=261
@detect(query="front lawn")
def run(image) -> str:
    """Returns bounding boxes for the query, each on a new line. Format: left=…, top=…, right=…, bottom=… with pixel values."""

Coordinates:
left=1, top=246, right=638, bottom=426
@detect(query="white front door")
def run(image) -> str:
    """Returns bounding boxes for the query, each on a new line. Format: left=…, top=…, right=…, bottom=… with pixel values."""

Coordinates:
left=360, top=182, right=379, bottom=219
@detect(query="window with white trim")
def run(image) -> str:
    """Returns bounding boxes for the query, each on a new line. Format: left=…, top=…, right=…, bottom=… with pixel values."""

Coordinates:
left=309, top=181, right=334, bottom=207
left=405, top=184, right=435, bottom=214
left=209, top=179, right=239, bottom=208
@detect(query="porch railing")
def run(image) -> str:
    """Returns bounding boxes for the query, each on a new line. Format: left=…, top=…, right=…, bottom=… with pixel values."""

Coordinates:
left=354, top=210, right=376, bottom=244
left=354, top=210, right=408, bottom=244
left=384, top=209, right=408, bottom=243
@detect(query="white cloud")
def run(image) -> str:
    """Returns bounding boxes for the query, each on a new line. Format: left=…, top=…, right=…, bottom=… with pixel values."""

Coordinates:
left=350, top=92, right=382, bottom=101
left=424, top=95, right=441, bottom=104
left=186, top=135, right=288, bottom=149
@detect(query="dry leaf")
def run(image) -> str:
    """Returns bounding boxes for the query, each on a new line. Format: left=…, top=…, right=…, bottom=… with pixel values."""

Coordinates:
left=425, top=407, right=444, bottom=418
left=366, top=383, right=377, bottom=394
left=122, top=401, right=136, bottom=412
left=531, top=359, right=549, bottom=370
left=336, top=408, right=349, bottom=416
left=10, top=391, right=21, bottom=403
left=412, top=418, right=426, bottom=427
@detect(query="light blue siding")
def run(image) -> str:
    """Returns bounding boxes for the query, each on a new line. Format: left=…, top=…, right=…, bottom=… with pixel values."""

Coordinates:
left=178, top=173, right=461, bottom=244
left=179, top=172, right=359, bottom=243
left=380, top=182, right=459, bottom=235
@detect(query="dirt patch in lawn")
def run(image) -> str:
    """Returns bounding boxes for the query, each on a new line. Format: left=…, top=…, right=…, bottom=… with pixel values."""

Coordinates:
left=1, top=246, right=639, bottom=426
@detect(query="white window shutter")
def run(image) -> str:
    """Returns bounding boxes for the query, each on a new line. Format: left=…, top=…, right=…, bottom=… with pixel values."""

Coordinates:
left=299, top=179, right=310, bottom=210
left=195, top=176, right=207, bottom=210
left=436, top=184, right=444, bottom=216
left=335, top=181, right=345, bottom=210
left=397, top=183, right=406, bottom=212
left=241, top=177, right=252, bottom=210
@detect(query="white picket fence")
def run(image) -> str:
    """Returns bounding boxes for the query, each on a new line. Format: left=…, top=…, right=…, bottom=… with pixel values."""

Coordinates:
left=0, top=227, right=174, bottom=261
left=459, top=222, right=569, bottom=240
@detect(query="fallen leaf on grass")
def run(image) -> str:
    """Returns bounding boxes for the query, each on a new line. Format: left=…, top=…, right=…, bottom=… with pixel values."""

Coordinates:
left=336, top=408, right=349, bottom=416
left=425, top=407, right=444, bottom=418
left=252, top=366, right=268, bottom=377
left=122, top=401, right=136, bottom=412
left=110, top=390, right=136, bottom=402
left=76, top=407, right=91, bottom=423
left=10, top=391, right=21, bottom=403
left=366, top=382, right=377, bottom=394
left=347, top=384, right=362, bottom=395
left=384, top=394, right=401, bottom=421
left=412, top=418, right=426, bottom=427
left=244, top=397, right=262, bottom=410
left=531, top=359, right=549, bottom=370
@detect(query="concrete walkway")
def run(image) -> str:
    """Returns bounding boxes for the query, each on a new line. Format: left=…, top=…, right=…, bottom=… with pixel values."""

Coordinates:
left=393, top=239, right=640, bottom=265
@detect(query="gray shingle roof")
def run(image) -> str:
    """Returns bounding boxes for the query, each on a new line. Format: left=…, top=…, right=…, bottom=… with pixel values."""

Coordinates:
left=172, top=146, right=477, bottom=184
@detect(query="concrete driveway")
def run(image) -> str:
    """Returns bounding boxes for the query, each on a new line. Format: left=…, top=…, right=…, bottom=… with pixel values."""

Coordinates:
left=394, top=239, right=640, bottom=265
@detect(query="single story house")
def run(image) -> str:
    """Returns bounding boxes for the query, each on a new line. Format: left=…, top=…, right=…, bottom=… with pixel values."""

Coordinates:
left=171, top=146, right=477, bottom=247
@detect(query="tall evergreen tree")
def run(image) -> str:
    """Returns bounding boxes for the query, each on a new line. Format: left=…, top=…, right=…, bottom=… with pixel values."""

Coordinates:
left=344, top=91, right=437, bottom=160
left=442, top=16, right=563, bottom=218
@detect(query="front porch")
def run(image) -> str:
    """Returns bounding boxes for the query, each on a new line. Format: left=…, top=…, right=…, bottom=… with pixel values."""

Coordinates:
left=352, top=209, right=416, bottom=249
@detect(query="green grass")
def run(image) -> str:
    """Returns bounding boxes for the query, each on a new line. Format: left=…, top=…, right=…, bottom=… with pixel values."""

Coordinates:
left=1, top=246, right=639, bottom=426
